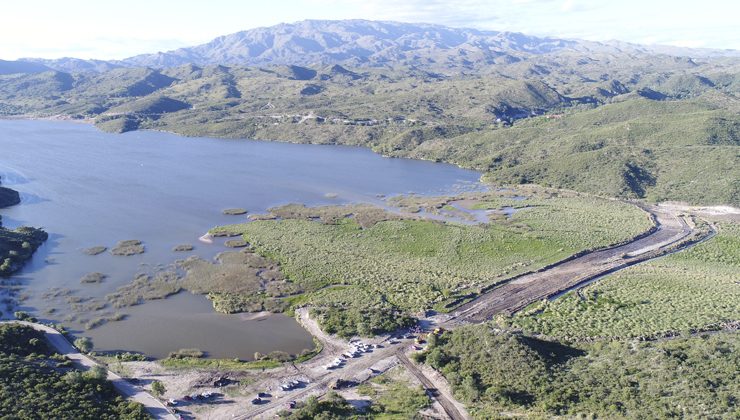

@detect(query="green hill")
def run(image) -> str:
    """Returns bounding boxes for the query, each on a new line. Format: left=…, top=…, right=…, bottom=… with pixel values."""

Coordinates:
left=409, top=97, right=740, bottom=204
left=0, top=20, right=738, bottom=205
left=418, top=326, right=740, bottom=418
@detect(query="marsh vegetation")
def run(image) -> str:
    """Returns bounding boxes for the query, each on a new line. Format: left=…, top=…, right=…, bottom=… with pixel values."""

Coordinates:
left=82, top=246, right=107, bottom=256
left=80, top=272, right=106, bottom=284
left=222, top=208, right=248, bottom=215
left=511, top=222, right=740, bottom=339
left=110, top=240, right=145, bottom=256
left=208, top=191, right=652, bottom=336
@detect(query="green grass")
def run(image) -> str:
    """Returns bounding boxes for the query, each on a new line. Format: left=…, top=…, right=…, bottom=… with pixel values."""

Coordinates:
left=511, top=222, right=740, bottom=339
left=158, top=337, right=322, bottom=369
left=159, top=357, right=282, bottom=370
left=213, top=192, right=651, bottom=336
left=356, top=366, right=431, bottom=418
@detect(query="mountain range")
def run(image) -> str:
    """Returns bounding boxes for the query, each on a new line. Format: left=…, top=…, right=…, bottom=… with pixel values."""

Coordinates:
left=5, top=20, right=739, bottom=74
left=1, top=19, right=738, bottom=205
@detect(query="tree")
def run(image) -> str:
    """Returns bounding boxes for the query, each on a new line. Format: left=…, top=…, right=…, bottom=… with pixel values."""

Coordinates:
left=151, top=380, right=166, bottom=397
left=83, top=366, right=108, bottom=382
left=14, top=311, right=35, bottom=322
left=74, top=337, right=93, bottom=353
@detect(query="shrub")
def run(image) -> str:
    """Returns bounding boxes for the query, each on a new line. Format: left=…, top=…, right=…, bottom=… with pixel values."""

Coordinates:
left=74, top=337, right=93, bottom=353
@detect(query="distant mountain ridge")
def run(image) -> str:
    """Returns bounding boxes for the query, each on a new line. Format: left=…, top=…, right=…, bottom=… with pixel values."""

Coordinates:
left=10, top=20, right=740, bottom=73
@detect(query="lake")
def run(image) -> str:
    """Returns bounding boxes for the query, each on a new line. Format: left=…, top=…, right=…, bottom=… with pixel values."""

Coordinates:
left=0, top=119, right=484, bottom=359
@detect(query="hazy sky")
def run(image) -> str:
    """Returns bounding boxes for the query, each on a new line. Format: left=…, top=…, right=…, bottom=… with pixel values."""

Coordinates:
left=2, top=0, right=738, bottom=60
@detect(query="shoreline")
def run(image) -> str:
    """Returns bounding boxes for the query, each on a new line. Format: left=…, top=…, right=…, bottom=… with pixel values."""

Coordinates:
left=2, top=115, right=489, bottom=186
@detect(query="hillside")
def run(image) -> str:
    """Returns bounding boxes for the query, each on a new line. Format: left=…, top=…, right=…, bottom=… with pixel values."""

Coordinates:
left=417, top=326, right=740, bottom=418
left=0, top=20, right=738, bottom=204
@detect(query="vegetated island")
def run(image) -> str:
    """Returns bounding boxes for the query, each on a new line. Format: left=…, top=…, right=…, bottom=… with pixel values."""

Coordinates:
left=0, top=180, right=47, bottom=279
left=110, top=240, right=145, bottom=256
left=223, top=208, right=248, bottom=216
left=83, top=246, right=107, bottom=255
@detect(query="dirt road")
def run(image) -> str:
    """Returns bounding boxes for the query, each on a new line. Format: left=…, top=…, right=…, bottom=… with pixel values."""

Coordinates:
left=446, top=205, right=703, bottom=323
left=396, top=352, right=468, bottom=420
left=86, top=204, right=710, bottom=420
left=1, top=321, right=176, bottom=420
left=199, top=205, right=708, bottom=420
left=227, top=309, right=410, bottom=419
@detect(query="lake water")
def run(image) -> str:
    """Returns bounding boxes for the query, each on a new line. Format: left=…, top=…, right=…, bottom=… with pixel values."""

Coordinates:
left=0, top=119, right=484, bottom=359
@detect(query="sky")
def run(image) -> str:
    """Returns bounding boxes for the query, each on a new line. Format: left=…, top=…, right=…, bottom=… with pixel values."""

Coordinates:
left=1, top=0, right=738, bottom=60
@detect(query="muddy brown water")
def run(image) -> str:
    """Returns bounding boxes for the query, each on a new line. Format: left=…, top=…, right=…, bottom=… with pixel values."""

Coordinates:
left=0, top=120, right=484, bottom=359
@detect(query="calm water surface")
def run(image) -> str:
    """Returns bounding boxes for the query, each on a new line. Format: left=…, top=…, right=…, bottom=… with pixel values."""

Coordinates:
left=0, top=119, right=483, bottom=358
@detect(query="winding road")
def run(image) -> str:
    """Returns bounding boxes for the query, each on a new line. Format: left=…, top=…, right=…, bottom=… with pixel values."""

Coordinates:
left=1, top=321, right=176, bottom=420
left=7, top=205, right=711, bottom=420
left=396, top=352, right=467, bottom=420
left=232, top=205, right=709, bottom=419
left=445, top=205, right=702, bottom=324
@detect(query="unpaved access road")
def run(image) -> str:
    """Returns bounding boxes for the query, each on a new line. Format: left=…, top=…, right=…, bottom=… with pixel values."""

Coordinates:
left=227, top=309, right=428, bottom=419
left=445, top=205, right=703, bottom=324
left=396, top=351, right=468, bottom=420
left=1, top=321, right=176, bottom=420
left=184, top=205, right=708, bottom=420
left=101, top=204, right=710, bottom=420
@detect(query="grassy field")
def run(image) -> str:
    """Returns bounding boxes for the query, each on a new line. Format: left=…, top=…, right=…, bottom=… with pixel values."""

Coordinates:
left=356, top=366, right=431, bottom=418
left=212, top=192, right=652, bottom=336
left=278, top=367, right=431, bottom=419
left=417, top=325, right=740, bottom=419
left=510, top=222, right=740, bottom=339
